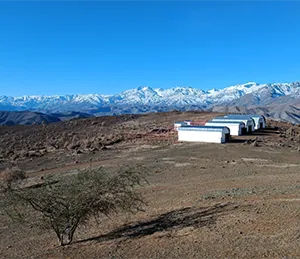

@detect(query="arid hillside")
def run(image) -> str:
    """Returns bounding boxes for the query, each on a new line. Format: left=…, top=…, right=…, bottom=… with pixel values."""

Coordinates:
left=0, top=110, right=61, bottom=125
left=0, top=111, right=299, bottom=172
left=1, top=111, right=300, bottom=259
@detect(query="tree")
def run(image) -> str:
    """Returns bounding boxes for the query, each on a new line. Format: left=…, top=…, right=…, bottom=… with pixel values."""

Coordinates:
left=3, top=166, right=147, bottom=245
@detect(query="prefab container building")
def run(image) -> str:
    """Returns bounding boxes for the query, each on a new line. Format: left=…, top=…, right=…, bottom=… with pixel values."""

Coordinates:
left=224, top=114, right=266, bottom=130
left=205, top=121, right=245, bottom=136
left=174, top=121, right=187, bottom=131
left=178, top=126, right=230, bottom=143
left=212, top=116, right=255, bottom=133
left=250, top=115, right=266, bottom=129
left=184, top=120, right=192, bottom=125
left=228, top=114, right=266, bottom=130
left=223, top=114, right=266, bottom=130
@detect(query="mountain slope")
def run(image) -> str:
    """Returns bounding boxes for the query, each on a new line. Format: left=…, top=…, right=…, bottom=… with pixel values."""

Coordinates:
left=211, top=102, right=300, bottom=125
left=227, top=82, right=300, bottom=107
left=0, top=111, right=61, bottom=126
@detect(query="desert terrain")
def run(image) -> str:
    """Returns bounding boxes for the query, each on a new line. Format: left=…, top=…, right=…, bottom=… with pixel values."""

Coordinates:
left=1, top=111, right=300, bottom=259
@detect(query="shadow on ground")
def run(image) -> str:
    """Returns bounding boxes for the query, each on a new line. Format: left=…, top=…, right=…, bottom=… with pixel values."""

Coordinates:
left=251, top=130, right=279, bottom=136
left=230, top=128, right=280, bottom=143
left=78, top=202, right=237, bottom=244
left=247, top=127, right=279, bottom=136
left=230, top=138, right=250, bottom=143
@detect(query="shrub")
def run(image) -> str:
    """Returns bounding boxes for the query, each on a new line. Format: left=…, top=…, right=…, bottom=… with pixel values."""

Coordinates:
left=3, top=166, right=147, bottom=245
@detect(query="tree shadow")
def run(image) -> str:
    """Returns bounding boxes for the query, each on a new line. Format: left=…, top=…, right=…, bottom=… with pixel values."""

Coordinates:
left=78, top=202, right=236, bottom=244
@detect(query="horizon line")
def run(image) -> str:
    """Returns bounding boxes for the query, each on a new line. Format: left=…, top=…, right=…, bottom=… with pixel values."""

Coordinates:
left=1, top=80, right=299, bottom=98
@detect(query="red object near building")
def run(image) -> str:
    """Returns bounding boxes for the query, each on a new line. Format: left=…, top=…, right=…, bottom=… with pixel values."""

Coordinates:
left=190, top=120, right=208, bottom=126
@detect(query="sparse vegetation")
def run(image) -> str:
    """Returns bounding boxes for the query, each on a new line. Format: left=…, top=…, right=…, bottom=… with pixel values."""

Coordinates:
left=0, top=167, right=27, bottom=189
left=1, top=112, right=300, bottom=259
left=2, top=166, right=147, bottom=245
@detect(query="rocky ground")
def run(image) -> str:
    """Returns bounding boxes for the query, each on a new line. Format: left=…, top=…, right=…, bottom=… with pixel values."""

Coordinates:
left=0, top=111, right=300, bottom=259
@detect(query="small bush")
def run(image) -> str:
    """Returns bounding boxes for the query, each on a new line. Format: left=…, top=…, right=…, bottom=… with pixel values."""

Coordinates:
left=1, top=167, right=26, bottom=189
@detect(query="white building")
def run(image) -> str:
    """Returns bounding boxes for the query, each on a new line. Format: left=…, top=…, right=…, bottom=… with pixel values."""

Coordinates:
left=178, top=126, right=230, bottom=143
left=212, top=116, right=255, bottom=133
left=184, top=120, right=192, bottom=125
left=174, top=121, right=187, bottom=131
left=205, top=121, right=245, bottom=136
left=246, top=115, right=266, bottom=129
left=223, top=114, right=266, bottom=130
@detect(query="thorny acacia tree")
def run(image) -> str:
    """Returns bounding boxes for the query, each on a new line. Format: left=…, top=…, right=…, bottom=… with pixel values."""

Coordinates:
left=2, top=166, right=147, bottom=245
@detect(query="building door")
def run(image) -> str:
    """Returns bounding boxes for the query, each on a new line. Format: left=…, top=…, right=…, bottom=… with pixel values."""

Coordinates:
left=225, top=133, right=230, bottom=142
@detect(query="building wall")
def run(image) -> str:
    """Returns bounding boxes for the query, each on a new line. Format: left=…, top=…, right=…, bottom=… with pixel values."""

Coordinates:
left=205, top=123, right=240, bottom=136
left=252, top=118, right=258, bottom=129
left=246, top=121, right=254, bottom=132
left=212, top=118, right=254, bottom=132
left=251, top=117, right=261, bottom=130
left=245, top=116, right=266, bottom=129
left=178, top=130, right=224, bottom=143
left=262, top=116, right=267, bottom=128
left=253, top=117, right=265, bottom=129
left=174, top=123, right=186, bottom=131
left=239, top=124, right=245, bottom=134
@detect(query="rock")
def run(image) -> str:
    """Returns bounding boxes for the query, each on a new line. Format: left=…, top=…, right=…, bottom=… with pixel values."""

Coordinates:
left=39, top=149, right=47, bottom=155
left=47, top=146, right=57, bottom=152
left=67, top=143, right=81, bottom=150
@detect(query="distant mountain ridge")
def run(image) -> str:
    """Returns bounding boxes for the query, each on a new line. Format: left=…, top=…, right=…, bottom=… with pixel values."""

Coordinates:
left=0, top=111, right=60, bottom=126
left=1, top=81, right=299, bottom=112
left=0, top=81, right=299, bottom=124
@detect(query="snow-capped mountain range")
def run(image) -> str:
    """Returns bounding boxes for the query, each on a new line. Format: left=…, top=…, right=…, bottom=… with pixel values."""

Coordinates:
left=0, top=82, right=299, bottom=113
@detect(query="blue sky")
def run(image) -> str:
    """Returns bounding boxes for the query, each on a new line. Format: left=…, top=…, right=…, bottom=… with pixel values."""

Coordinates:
left=1, top=1, right=300, bottom=96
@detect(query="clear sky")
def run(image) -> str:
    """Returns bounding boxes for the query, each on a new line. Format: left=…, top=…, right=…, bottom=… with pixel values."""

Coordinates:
left=1, top=1, right=300, bottom=96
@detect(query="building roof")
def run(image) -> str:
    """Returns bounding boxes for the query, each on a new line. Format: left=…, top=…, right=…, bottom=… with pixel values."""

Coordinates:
left=224, top=114, right=265, bottom=119
left=223, top=115, right=253, bottom=119
left=178, top=125, right=230, bottom=133
left=213, top=117, right=254, bottom=123
left=241, top=114, right=266, bottom=120
left=206, top=120, right=245, bottom=126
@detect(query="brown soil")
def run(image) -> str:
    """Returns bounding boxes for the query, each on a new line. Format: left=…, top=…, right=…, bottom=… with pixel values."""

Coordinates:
left=1, top=111, right=300, bottom=259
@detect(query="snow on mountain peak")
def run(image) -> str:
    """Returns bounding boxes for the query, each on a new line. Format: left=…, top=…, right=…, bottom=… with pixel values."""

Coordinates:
left=135, top=86, right=150, bottom=92
left=0, top=81, right=299, bottom=112
left=243, top=82, right=259, bottom=87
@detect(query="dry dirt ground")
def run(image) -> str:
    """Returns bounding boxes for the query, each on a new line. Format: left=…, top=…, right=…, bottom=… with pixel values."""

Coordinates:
left=1, top=111, right=300, bottom=259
